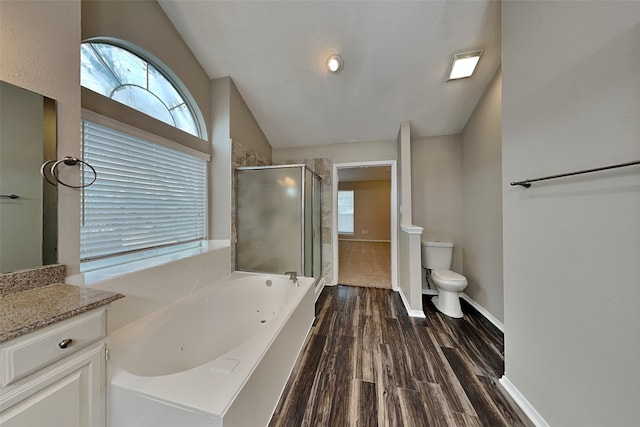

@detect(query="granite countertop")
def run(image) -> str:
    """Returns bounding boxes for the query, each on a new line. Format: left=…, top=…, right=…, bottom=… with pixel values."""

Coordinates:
left=0, top=284, right=124, bottom=343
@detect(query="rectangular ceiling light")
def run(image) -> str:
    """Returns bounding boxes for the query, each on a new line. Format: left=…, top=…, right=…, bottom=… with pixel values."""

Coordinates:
left=448, top=50, right=484, bottom=80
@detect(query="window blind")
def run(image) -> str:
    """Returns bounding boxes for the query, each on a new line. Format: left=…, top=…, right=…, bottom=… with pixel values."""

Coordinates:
left=80, top=120, right=207, bottom=265
left=337, top=190, right=354, bottom=234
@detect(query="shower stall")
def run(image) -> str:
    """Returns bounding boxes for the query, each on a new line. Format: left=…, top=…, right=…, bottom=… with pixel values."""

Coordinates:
left=235, top=165, right=322, bottom=278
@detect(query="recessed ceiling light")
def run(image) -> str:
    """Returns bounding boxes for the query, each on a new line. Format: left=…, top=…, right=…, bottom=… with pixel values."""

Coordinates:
left=448, top=50, right=483, bottom=80
left=326, top=54, right=343, bottom=73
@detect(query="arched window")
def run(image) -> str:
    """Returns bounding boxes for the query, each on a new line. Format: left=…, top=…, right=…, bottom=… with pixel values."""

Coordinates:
left=79, top=40, right=208, bottom=274
left=81, top=41, right=202, bottom=138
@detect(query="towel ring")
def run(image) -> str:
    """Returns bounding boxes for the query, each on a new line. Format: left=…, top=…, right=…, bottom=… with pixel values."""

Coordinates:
left=40, top=156, right=97, bottom=189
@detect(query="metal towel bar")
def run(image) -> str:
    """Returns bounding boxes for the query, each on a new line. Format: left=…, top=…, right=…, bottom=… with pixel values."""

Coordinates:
left=510, top=159, right=640, bottom=188
left=40, top=156, right=97, bottom=189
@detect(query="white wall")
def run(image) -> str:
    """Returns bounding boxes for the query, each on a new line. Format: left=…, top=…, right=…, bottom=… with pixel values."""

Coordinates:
left=461, top=69, right=503, bottom=322
left=411, top=134, right=463, bottom=274
left=502, top=2, right=640, bottom=426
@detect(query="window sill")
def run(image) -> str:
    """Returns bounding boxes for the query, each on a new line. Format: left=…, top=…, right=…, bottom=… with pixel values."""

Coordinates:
left=68, top=240, right=230, bottom=285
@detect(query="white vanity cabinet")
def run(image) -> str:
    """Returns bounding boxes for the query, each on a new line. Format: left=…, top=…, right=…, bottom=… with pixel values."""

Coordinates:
left=0, top=307, right=108, bottom=427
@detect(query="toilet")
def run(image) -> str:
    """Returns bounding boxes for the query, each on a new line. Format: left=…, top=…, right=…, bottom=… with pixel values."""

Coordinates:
left=421, top=241, right=468, bottom=318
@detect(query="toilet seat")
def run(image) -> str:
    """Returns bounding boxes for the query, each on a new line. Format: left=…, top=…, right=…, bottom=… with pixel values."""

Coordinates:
left=431, top=269, right=467, bottom=286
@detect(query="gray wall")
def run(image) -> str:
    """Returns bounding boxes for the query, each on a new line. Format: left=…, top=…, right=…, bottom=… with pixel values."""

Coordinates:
left=230, top=80, right=272, bottom=163
left=461, top=69, right=503, bottom=322
left=502, top=1, right=640, bottom=425
left=411, top=135, right=463, bottom=274
left=210, top=77, right=232, bottom=241
left=82, top=0, right=211, bottom=139
left=0, top=0, right=81, bottom=274
left=398, top=121, right=412, bottom=226
left=0, top=0, right=214, bottom=275
left=210, top=76, right=274, bottom=244
left=273, top=140, right=397, bottom=165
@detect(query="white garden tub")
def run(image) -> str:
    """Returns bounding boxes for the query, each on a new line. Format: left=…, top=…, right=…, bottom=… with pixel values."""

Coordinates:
left=108, top=271, right=315, bottom=427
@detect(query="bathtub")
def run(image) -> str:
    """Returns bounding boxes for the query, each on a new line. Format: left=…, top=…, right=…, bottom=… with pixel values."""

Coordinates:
left=108, top=271, right=316, bottom=427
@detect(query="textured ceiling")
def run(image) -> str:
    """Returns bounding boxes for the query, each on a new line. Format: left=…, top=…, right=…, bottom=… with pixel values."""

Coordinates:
left=159, top=0, right=501, bottom=148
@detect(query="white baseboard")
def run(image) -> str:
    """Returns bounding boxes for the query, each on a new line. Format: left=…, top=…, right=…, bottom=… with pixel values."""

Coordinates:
left=338, top=238, right=391, bottom=243
left=499, top=376, right=549, bottom=427
left=459, top=293, right=504, bottom=333
left=398, top=288, right=426, bottom=318
left=420, top=289, right=504, bottom=333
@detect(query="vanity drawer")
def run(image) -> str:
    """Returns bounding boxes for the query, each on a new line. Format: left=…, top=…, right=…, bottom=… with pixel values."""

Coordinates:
left=1, top=308, right=106, bottom=387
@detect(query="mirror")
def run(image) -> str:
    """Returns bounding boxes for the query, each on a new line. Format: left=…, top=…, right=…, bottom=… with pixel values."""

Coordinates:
left=0, top=81, right=57, bottom=273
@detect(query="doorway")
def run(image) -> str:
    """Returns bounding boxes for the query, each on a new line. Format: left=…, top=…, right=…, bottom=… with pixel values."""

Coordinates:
left=332, top=161, right=397, bottom=290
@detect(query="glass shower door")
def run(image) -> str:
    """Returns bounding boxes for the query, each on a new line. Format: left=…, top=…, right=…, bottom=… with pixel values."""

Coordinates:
left=304, top=169, right=313, bottom=277
left=236, top=167, right=303, bottom=275
left=312, top=175, right=322, bottom=278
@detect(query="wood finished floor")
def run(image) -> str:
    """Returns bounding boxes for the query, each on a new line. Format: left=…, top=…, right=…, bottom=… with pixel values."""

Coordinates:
left=269, top=285, right=529, bottom=427
left=338, top=241, right=391, bottom=289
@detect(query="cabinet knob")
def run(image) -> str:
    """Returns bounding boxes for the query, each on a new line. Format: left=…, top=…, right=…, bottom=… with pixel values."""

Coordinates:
left=58, top=338, right=73, bottom=349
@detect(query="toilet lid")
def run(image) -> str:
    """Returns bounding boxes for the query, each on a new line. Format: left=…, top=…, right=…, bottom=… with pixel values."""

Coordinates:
left=432, top=269, right=468, bottom=285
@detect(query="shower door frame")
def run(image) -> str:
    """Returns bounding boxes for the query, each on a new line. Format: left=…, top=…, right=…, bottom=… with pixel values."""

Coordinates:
left=235, top=164, right=322, bottom=278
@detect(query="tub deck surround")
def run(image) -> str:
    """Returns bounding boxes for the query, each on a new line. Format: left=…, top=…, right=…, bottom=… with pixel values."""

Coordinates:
left=109, top=271, right=316, bottom=427
left=0, top=284, right=124, bottom=342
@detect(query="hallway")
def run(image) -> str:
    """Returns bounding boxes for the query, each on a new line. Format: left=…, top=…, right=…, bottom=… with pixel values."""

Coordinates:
left=338, top=241, right=391, bottom=289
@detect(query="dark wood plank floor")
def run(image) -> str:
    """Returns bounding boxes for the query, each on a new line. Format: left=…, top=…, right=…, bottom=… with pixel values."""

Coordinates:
left=269, top=285, right=530, bottom=427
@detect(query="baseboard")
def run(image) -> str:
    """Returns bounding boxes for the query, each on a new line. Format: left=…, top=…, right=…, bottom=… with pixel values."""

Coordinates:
left=398, top=288, right=426, bottom=318
left=420, top=289, right=504, bottom=332
left=338, top=238, right=391, bottom=243
left=499, top=376, right=549, bottom=427
left=459, top=293, right=504, bottom=333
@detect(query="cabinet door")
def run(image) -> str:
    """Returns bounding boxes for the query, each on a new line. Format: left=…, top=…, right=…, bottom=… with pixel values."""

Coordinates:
left=0, top=342, right=105, bottom=427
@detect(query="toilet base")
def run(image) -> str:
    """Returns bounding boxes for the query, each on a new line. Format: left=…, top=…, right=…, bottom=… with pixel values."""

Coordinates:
left=432, top=292, right=463, bottom=318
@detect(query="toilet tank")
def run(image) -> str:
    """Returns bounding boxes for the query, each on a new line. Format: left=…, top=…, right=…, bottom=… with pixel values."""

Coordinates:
left=421, top=241, right=454, bottom=270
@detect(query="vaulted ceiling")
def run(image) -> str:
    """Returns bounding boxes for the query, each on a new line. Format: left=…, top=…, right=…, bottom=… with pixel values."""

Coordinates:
left=159, top=0, right=501, bottom=149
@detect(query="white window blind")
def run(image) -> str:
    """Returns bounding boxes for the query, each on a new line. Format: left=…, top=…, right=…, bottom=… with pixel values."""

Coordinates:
left=80, top=120, right=207, bottom=267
